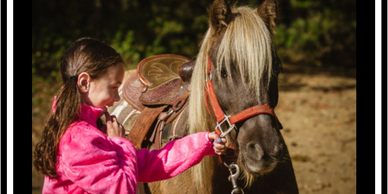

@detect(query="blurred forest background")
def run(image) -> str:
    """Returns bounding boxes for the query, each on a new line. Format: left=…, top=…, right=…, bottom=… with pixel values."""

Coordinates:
left=32, top=0, right=357, bottom=193
left=32, top=0, right=356, bottom=96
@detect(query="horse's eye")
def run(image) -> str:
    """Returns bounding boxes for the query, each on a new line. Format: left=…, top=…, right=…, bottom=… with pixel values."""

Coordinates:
left=221, top=68, right=228, bottom=78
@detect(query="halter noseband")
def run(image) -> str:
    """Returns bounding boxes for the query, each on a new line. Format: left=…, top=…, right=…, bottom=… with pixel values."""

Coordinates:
left=205, top=56, right=279, bottom=138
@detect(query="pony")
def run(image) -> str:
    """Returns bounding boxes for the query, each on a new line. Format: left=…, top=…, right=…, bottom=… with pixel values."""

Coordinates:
left=107, top=0, right=298, bottom=193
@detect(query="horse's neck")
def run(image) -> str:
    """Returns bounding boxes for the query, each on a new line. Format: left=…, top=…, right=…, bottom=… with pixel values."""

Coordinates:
left=170, top=104, right=213, bottom=135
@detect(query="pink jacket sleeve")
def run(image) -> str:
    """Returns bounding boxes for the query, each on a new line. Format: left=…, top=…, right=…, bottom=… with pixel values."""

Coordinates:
left=137, top=131, right=215, bottom=182
left=59, top=124, right=139, bottom=194
left=59, top=124, right=215, bottom=193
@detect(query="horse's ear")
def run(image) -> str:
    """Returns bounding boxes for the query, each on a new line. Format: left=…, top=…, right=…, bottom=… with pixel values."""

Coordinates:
left=209, top=0, right=234, bottom=35
left=257, top=0, right=278, bottom=34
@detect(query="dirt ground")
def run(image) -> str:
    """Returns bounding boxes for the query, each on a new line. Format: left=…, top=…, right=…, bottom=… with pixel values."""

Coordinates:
left=275, top=65, right=356, bottom=194
left=31, top=64, right=356, bottom=194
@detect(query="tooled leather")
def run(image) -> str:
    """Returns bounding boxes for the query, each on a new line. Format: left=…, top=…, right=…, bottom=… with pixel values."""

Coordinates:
left=136, top=54, right=192, bottom=106
left=123, top=54, right=193, bottom=151
left=137, top=54, right=191, bottom=90
left=122, top=73, right=146, bottom=111
left=139, top=79, right=189, bottom=106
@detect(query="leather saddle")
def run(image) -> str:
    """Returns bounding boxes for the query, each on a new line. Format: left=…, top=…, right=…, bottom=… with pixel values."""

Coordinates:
left=122, top=54, right=195, bottom=150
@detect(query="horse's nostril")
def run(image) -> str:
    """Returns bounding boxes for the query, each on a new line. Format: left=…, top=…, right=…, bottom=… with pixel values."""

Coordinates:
left=247, top=143, right=264, bottom=161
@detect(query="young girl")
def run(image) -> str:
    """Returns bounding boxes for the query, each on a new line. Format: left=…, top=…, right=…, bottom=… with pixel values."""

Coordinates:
left=33, top=37, right=227, bottom=194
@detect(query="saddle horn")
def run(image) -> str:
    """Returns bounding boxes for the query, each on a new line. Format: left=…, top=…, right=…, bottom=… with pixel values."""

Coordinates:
left=179, top=60, right=196, bottom=82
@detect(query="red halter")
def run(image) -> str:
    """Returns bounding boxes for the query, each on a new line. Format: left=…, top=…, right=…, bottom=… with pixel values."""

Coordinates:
left=205, top=57, right=279, bottom=138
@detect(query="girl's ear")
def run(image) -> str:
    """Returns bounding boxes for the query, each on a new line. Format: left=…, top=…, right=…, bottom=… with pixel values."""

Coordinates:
left=77, top=72, right=91, bottom=93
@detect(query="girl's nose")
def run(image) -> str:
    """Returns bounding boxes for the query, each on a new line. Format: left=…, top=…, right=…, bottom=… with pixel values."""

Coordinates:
left=114, top=91, right=120, bottom=102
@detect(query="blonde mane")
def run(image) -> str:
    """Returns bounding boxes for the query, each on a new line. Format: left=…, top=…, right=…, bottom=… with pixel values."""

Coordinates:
left=188, top=5, right=274, bottom=189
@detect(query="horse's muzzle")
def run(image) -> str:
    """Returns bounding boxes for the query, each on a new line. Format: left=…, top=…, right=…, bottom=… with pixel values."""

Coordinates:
left=237, top=115, right=284, bottom=175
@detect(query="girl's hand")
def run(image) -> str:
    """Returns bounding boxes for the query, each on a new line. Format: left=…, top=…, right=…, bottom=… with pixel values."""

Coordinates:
left=104, top=112, right=125, bottom=138
left=100, top=124, right=107, bottom=134
left=208, top=132, right=227, bottom=155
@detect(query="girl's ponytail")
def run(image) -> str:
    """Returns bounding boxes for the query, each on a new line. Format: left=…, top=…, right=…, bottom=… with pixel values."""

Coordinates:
left=33, top=77, right=81, bottom=177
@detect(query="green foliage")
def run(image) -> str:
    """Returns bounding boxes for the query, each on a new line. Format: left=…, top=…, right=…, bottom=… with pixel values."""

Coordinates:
left=110, top=30, right=141, bottom=70
left=274, top=11, right=333, bottom=66
left=32, top=0, right=356, bottom=94
left=273, top=0, right=356, bottom=67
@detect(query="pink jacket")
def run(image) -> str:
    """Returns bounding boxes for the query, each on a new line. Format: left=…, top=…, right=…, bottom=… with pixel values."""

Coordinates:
left=42, top=99, right=215, bottom=194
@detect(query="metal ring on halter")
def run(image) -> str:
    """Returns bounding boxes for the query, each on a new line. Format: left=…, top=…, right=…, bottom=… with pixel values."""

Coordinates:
left=216, top=115, right=236, bottom=138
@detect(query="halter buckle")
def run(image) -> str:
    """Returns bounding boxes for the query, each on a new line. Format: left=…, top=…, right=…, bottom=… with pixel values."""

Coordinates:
left=216, top=115, right=236, bottom=138
left=205, top=72, right=213, bottom=82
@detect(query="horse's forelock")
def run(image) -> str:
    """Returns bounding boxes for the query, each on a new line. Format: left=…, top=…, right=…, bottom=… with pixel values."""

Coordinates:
left=216, top=6, right=273, bottom=93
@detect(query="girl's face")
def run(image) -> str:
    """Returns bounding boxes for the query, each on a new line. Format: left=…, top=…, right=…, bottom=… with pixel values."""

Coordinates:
left=85, top=62, right=125, bottom=110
